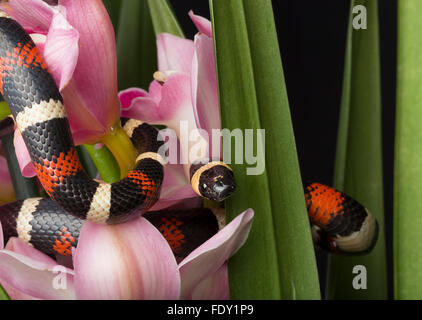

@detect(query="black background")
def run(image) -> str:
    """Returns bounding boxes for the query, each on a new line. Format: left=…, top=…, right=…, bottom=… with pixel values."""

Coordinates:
left=169, top=0, right=397, bottom=298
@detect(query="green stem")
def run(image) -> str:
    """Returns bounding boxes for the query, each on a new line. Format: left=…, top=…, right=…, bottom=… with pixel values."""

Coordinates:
left=100, top=122, right=137, bottom=179
left=83, top=144, right=120, bottom=183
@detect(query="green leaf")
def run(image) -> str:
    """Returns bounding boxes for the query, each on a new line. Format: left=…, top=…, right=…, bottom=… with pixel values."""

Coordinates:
left=394, top=0, right=422, bottom=299
left=117, top=0, right=157, bottom=90
left=210, top=0, right=320, bottom=299
left=327, top=0, right=387, bottom=299
left=147, top=0, right=184, bottom=37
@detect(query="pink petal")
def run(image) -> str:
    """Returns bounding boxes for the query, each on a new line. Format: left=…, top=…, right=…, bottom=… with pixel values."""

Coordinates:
left=120, top=96, right=161, bottom=124
left=73, top=218, right=180, bottom=299
left=158, top=73, right=194, bottom=125
left=149, top=199, right=184, bottom=212
left=1, top=281, right=40, bottom=300
left=191, top=34, right=220, bottom=136
left=13, top=130, right=36, bottom=178
left=189, top=11, right=213, bottom=38
left=60, top=0, right=120, bottom=145
left=157, top=33, right=194, bottom=74
left=3, top=0, right=56, bottom=33
left=0, top=156, right=15, bottom=204
left=118, top=87, right=149, bottom=109
left=148, top=80, right=163, bottom=104
left=118, top=88, right=163, bottom=123
left=0, top=238, right=75, bottom=300
left=43, top=12, right=79, bottom=90
left=178, top=209, right=254, bottom=299
left=5, top=237, right=58, bottom=266
left=119, top=74, right=195, bottom=129
left=153, top=196, right=203, bottom=211
left=158, top=163, right=196, bottom=202
left=159, top=74, right=207, bottom=174
left=190, top=263, right=229, bottom=300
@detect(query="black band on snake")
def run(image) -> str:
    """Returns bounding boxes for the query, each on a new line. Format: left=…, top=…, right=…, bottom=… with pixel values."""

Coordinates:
left=0, top=16, right=377, bottom=257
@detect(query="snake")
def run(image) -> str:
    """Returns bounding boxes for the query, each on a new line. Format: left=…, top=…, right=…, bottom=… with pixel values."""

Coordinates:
left=0, top=16, right=378, bottom=258
left=0, top=16, right=235, bottom=224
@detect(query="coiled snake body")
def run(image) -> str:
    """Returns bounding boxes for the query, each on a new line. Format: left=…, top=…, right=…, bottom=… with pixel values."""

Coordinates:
left=0, top=17, right=378, bottom=258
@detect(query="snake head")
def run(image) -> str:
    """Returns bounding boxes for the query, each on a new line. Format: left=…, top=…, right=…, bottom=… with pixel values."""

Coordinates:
left=191, top=161, right=236, bottom=202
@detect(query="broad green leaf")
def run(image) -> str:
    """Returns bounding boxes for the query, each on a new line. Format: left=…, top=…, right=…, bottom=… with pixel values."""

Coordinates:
left=241, top=0, right=321, bottom=299
left=210, top=0, right=320, bottom=299
left=327, top=0, right=387, bottom=299
left=394, top=0, right=422, bottom=299
left=117, top=0, right=157, bottom=90
left=147, top=0, right=184, bottom=37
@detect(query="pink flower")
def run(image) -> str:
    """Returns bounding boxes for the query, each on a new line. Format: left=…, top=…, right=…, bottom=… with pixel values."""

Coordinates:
left=0, top=208, right=254, bottom=299
left=0, top=231, right=75, bottom=299
left=2, top=0, right=199, bottom=216
left=0, top=5, right=255, bottom=300
left=120, top=11, right=220, bottom=179
left=4, top=1, right=199, bottom=209
left=3, top=0, right=119, bottom=176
